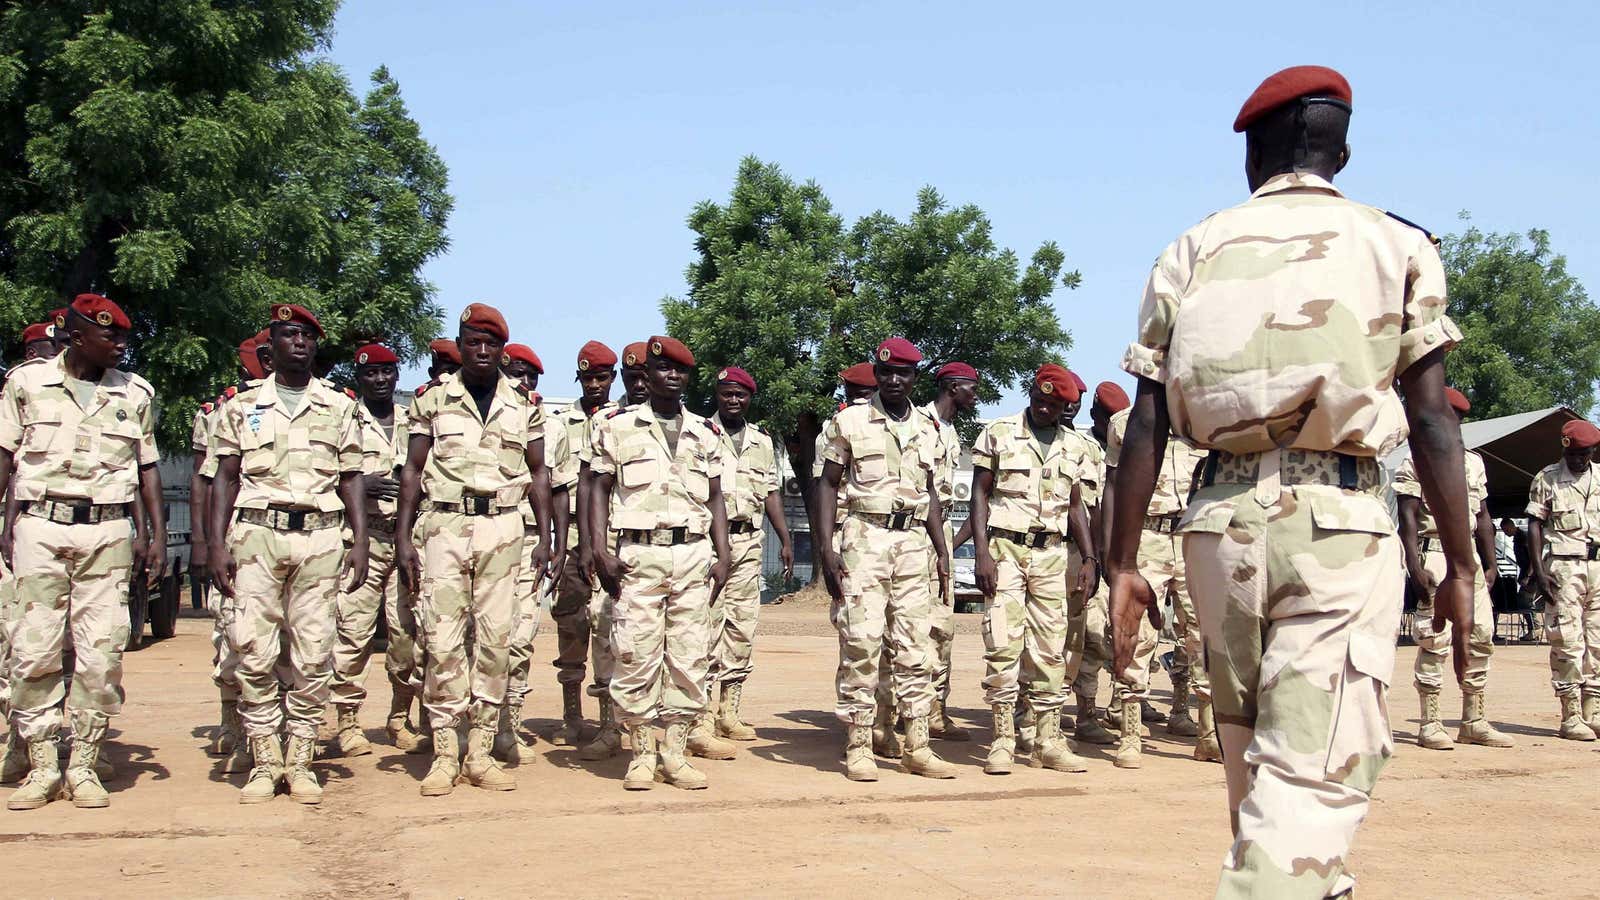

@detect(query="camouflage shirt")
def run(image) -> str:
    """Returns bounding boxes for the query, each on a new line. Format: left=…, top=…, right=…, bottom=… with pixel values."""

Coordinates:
left=1064, top=428, right=1105, bottom=508
left=591, top=403, right=723, bottom=533
left=714, top=413, right=780, bottom=523
left=920, top=401, right=963, bottom=509
left=0, top=353, right=158, bottom=504
left=972, top=410, right=1089, bottom=534
left=407, top=372, right=545, bottom=507
left=1105, top=407, right=1207, bottom=517
left=820, top=395, right=940, bottom=520
left=1527, top=462, right=1600, bottom=555
left=212, top=376, right=364, bottom=512
left=1124, top=172, right=1462, bottom=458
left=1393, top=449, right=1487, bottom=539
left=355, top=401, right=410, bottom=520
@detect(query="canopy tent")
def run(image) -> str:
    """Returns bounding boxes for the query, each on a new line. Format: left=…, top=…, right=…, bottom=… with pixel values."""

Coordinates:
left=1387, top=406, right=1582, bottom=517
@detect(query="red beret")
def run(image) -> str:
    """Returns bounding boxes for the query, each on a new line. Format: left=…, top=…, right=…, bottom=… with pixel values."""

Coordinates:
left=22, top=323, right=52, bottom=344
left=647, top=335, right=695, bottom=367
left=458, top=303, right=509, bottom=343
left=355, top=343, right=399, bottom=366
left=1444, top=387, right=1470, bottom=414
left=270, top=303, right=324, bottom=338
left=238, top=336, right=267, bottom=380
left=1234, top=65, right=1352, bottom=133
left=936, top=362, right=978, bottom=382
left=840, top=362, right=876, bottom=387
left=1562, top=420, right=1600, bottom=450
left=1067, top=370, right=1087, bottom=393
left=1034, top=364, right=1081, bottom=402
left=71, top=293, right=131, bottom=330
left=502, top=343, right=543, bottom=373
left=875, top=337, right=922, bottom=367
left=1094, top=382, right=1130, bottom=414
left=50, top=308, right=68, bottom=329
left=577, top=340, right=617, bottom=372
left=621, top=341, right=648, bottom=368
left=429, top=338, right=461, bottom=365
left=717, top=366, right=756, bottom=394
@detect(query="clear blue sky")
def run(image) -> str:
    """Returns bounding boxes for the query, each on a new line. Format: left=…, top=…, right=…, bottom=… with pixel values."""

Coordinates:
left=327, top=0, right=1598, bottom=418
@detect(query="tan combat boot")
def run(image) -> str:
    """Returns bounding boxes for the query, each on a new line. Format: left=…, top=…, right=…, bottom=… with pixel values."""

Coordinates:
left=579, top=693, right=623, bottom=761
left=1585, top=694, right=1600, bottom=734
left=1166, top=677, right=1198, bottom=737
left=555, top=683, right=585, bottom=746
left=1, top=730, right=29, bottom=784
left=623, top=724, right=658, bottom=790
left=220, top=728, right=255, bottom=774
left=1557, top=694, right=1596, bottom=741
left=716, top=682, right=758, bottom=741
left=930, top=697, right=970, bottom=742
left=335, top=706, right=372, bottom=758
left=985, top=702, right=1015, bottom=775
left=461, top=711, right=517, bottom=791
left=1073, top=696, right=1117, bottom=746
left=492, top=697, right=538, bottom=766
left=419, top=727, right=461, bottom=796
left=844, top=724, right=878, bottom=782
left=284, top=735, right=323, bottom=805
left=1194, top=698, right=1223, bottom=763
left=385, top=687, right=425, bottom=752
left=687, top=710, right=737, bottom=760
left=6, top=738, right=61, bottom=811
left=1036, top=709, right=1088, bottom=773
left=239, top=735, right=283, bottom=805
left=1417, top=689, right=1454, bottom=750
left=902, top=715, right=958, bottom=779
left=871, top=705, right=902, bottom=759
left=62, top=738, right=110, bottom=808
left=209, top=699, right=241, bottom=756
left=1457, top=693, right=1514, bottom=748
left=1015, top=701, right=1038, bottom=756
left=1114, top=698, right=1143, bottom=769
left=658, top=721, right=709, bottom=790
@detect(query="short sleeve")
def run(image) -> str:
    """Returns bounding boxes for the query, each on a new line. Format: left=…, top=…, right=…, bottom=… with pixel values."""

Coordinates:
left=408, top=389, right=436, bottom=438
left=764, top=436, right=780, bottom=494
left=527, top=399, right=546, bottom=434
left=1526, top=472, right=1554, bottom=521
left=820, top=415, right=852, bottom=469
left=1391, top=455, right=1421, bottom=500
left=1396, top=235, right=1463, bottom=375
left=190, top=410, right=209, bottom=453
left=336, top=406, right=364, bottom=473
left=547, top=419, right=574, bottom=489
left=212, top=400, right=243, bottom=458
left=0, top=378, right=22, bottom=453
left=590, top=418, right=618, bottom=476
left=1104, top=411, right=1129, bottom=469
left=135, top=393, right=159, bottom=465
left=972, top=424, right=999, bottom=471
left=1121, top=242, right=1183, bottom=384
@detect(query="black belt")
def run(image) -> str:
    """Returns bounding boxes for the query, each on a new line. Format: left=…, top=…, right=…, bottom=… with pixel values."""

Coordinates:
left=1552, top=543, right=1600, bottom=561
left=1200, top=449, right=1380, bottom=491
left=619, top=527, right=704, bottom=547
left=369, top=516, right=397, bottom=537
left=727, top=518, right=759, bottom=535
left=855, top=510, right=924, bottom=531
left=987, top=527, right=1064, bottom=550
left=1143, top=514, right=1181, bottom=535
left=238, top=506, right=343, bottom=532
left=432, top=493, right=512, bottom=516
left=20, top=499, right=131, bottom=526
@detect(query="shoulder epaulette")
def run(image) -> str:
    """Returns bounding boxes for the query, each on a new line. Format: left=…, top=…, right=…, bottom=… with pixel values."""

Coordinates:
left=201, top=401, right=214, bottom=413
left=705, top=417, right=721, bottom=436
left=606, top=407, right=626, bottom=419
left=224, top=385, right=239, bottom=399
left=1384, top=210, right=1441, bottom=248
left=753, top=423, right=768, bottom=436
left=414, top=382, right=430, bottom=397
left=343, top=387, right=356, bottom=399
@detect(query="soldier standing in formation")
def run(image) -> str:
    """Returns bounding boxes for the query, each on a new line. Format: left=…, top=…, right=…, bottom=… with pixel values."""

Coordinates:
left=1061, top=381, right=1124, bottom=747
left=1395, top=387, right=1514, bottom=749
left=919, top=362, right=978, bottom=741
left=498, top=341, right=551, bottom=764
left=1107, top=65, right=1476, bottom=897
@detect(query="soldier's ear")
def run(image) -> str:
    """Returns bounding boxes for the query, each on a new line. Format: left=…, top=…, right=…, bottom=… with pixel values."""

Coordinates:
left=1336, top=142, right=1351, bottom=174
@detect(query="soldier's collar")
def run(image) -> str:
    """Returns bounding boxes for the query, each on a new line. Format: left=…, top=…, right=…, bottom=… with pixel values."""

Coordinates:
left=1252, top=171, right=1343, bottom=200
left=36, top=353, right=69, bottom=386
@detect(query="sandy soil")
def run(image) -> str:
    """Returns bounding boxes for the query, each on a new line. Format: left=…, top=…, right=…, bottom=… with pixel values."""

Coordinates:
left=3, top=606, right=1597, bottom=899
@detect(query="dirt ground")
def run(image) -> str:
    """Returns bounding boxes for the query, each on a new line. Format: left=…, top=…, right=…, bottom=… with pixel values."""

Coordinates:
left=3, top=603, right=1598, bottom=899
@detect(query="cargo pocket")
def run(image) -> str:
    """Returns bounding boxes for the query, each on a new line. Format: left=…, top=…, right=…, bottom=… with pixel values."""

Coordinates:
left=1323, top=631, right=1395, bottom=796
left=982, top=599, right=1009, bottom=654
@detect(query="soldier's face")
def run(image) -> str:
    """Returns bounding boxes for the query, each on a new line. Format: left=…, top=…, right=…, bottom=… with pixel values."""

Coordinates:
left=457, top=326, right=503, bottom=381
left=502, top=360, right=537, bottom=391
left=1564, top=445, right=1593, bottom=474
left=646, top=357, right=688, bottom=401
left=874, top=363, right=915, bottom=405
left=356, top=363, right=398, bottom=403
left=1029, top=388, right=1067, bottom=426
left=948, top=379, right=979, bottom=414
left=621, top=367, right=648, bottom=404
left=1061, top=398, right=1082, bottom=425
left=1090, top=403, right=1111, bottom=442
left=269, top=322, right=316, bottom=375
left=577, top=368, right=614, bottom=406
left=716, top=383, right=753, bottom=420
left=431, top=354, right=460, bottom=378
left=255, top=346, right=275, bottom=377
left=23, top=340, right=56, bottom=361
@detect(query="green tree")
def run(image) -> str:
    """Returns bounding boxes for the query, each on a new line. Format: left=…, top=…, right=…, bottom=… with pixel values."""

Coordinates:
left=1440, top=219, right=1599, bottom=418
left=0, top=3, right=450, bottom=450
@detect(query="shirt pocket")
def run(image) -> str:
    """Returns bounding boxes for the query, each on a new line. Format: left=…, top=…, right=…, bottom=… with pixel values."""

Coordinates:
left=1550, top=497, right=1583, bottom=532
left=433, top=413, right=473, bottom=456
left=995, top=455, right=1033, bottom=495
left=19, top=411, right=66, bottom=457
left=308, top=420, right=344, bottom=475
left=97, top=417, right=144, bottom=469
left=619, top=447, right=662, bottom=489
left=854, top=447, right=889, bottom=484
left=497, top=433, right=528, bottom=477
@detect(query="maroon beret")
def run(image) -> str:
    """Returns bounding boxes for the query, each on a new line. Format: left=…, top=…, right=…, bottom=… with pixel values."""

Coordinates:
left=936, top=362, right=978, bottom=382
left=71, top=293, right=132, bottom=330
left=621, top=341, right=648, bottom=368
left=429, top=338, right=461, bottom=365
left=22, top=323, right=52, bottom=344
left=839, top=363, right=876, bottom=387
left=1034, top=364, right=1081, bottom=402
left=1562, top=420, right=1600, bottom=450
left=1444, top=387, right=1470, bottom=414
left=458, top=303, right=509, bottom=343
left=355, top=343, right=399, bottom=366
left=875, top=337, right=922, bottom=367
left=1094, top=382, right=1130, bottom=414
left=270, top=303, right=324, bottom=338
left=577, top=340, right=617, bottom=372
left=50, top=308, right=68, bottom=329
left=1234, top=65, right=1352, bottom=133
left=647, top=335, right=695, bottom=367
left=717, top=366, right=756, bottom=394
left=237, top=336, right=266, bottom=380
left=502, top=343, right=543, bottom=373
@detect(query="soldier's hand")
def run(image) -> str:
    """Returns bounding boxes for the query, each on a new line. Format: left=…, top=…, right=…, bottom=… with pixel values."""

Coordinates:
left=191, top=541, right=209, bottom=577
left=531, top=541, right=553, bottom=581
left=1108, top=567, right=1158, bottom=682
left=596, top=550, right=629, bottom=598
left=820, top=549, right=846, bottom=603
left=1073, top=558, right=1098, bottom=598
left=975, top=548, right=998, bottom=598
left=709, top=556, right=731, bottom=600
left=343, top=541, right=370, bottom=593
left=549, top=548, right=567, bottom=585
left=1432, top=571, right=1475, bottom=684
left=578, top=543, right=596, bottom=586
left=131, top=531, right=149, bottom=573
left=779, top=541, right=794, bottom=580
left=396, top=540, right=422, bottom=593
left=209, top=543, right=238, bottom=599
left=147, top=537, right=167, bottom=581
left=367, top=476, right=401, bottom=501
left=0, top=527, right=11, bottom=569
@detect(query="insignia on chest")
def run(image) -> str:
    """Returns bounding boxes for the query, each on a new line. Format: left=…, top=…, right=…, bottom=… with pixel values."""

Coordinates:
left=248, top=406, right=266, bottom=433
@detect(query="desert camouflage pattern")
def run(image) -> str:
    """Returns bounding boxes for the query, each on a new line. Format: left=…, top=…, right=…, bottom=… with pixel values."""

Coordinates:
left=832, top=517, right=935, bottom=725
left=552, top=401, right=616, bottom=689
left=1393, top=449, right=1487, bottom=539
left=1067, top=574, right=1111, bottom=703
left=820, top=396, right=940, bottom=520
left=609, top=541, right=715, bottom=727
left=0, top=554, right=13, bottom=716
left=710, top=415, right=778, bottom=687
left=406, top=371, right=545, bottom=506
left=973, top=411, right=1092, bottom=534
left=591, top=405, right=723, bottom=533
left=1124, top=171, right=1460, bottom=458
left=222, top=522, right=345, bottom=739
left=212, top=377, right=365, bottom=512
left=1064, top=429, right=1104, bottom=507
left=1105, top=407, right=1206, bottom=516
left=1527, top=461, right=1600, bottom=697
left=506, top=528, right=547, bottom=705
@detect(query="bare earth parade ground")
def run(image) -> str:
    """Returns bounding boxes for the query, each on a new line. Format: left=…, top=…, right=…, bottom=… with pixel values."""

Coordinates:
left=3, top=600, right=1597, bottom=899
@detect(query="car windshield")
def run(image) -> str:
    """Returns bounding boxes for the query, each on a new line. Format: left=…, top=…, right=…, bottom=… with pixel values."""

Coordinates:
left=953, top=543, right=976, bottom=560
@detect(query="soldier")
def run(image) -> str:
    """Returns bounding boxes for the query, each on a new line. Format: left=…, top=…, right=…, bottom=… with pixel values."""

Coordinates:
left=47, top=308, right=70, bottom=356
left=817, top=337, right=956, bottom=782
left=701, top=366, right=793, bottom=749
left=327, top=344, right=429, bottom=756
left=1064, top=382, right=1128, bottom=746
left=590, top=336, right=731, bottom=790
left=428, top=339, right=461, bottom=381
left=0, top=293, right=165, bottom=810
left=396, top=304, right=553, bottom=796
left=919, top=362, right=978, bottom=741
left=1102, top=394, right=1213, bottom=767
left=967, top=365, right=1098, bottom=775
left=20, top=325, right=57, bottom=363
left=1526, top=419, right=1600, bottom=740
left=209, top=305, right=368, bottom=804
left=1107, top=66, right=1476, bottom=897
left=1396, top=387, right=1513, bottom=749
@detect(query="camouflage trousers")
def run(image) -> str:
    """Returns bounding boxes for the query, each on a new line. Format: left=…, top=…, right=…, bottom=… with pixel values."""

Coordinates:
left=1114, top=527, right=1207, bottom=704
left=1545, top=557, right=1600, bottom=699
left=505, top=527, right=548, bottom=705
left=833, top=518, right=935, bottom=726
left=981, top=537, right=1070, bottom=711
left=551, top=524, right=597, bottom=688
left=1184, top=474, right=1401, bottom=900
left=609, top=538, right=714, bottom=728
left=416, top=510, right=522, bottom=729
left=710, top=529, right=764, bottom=686
left=0, top=554, right=14, bottom=720
left=1412, top=549, right=1494, bottom=694
left=223, top=520, right=344, bottom=740
left=1066, top=555, right=1111, bottom=704
left=206, top=580, right=242, bottom=702
left=329, top=531, right=423, bottom=710
left=874, top=526, right=952, bottom=713
left=8, top=516, right=132, bottom=742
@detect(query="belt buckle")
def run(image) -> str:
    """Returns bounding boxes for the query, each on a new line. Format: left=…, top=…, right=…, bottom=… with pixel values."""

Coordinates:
left=72, top=505, right=90, bottom=525
left=287, top=510, right=307, bottom=531
left=889, top=511, right=910, bottom=530
left=469, top=496, right=490, bottom=516
left=671, top=527, right=687, bottom=545
left=1029, top=531, right=1047, bottom=550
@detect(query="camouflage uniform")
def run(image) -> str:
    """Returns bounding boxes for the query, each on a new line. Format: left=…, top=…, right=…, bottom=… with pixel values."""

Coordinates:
left=1064, top=433, right=1110, bottom=708
left=1128, top=171, right=1460, bottom=897
left=709, top=414, right=778, bottom=712
left=547, top=402, right=609, bottom=735
left=505, top=411, right=567, bottom=713
left=1527, top=460, right=1600, bottom=728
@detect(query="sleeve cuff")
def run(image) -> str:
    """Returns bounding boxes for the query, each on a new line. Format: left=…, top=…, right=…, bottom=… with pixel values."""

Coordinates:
left=1525, top=501, right=1549, bottom=521
left=1121, top=342, right=1168, bottom=383
left=1396, top=315, right=1462, bottom=375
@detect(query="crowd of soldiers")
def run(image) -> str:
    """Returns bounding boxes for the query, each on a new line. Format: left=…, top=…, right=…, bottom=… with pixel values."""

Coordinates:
left=3, top=64, right=1600, bottom=898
